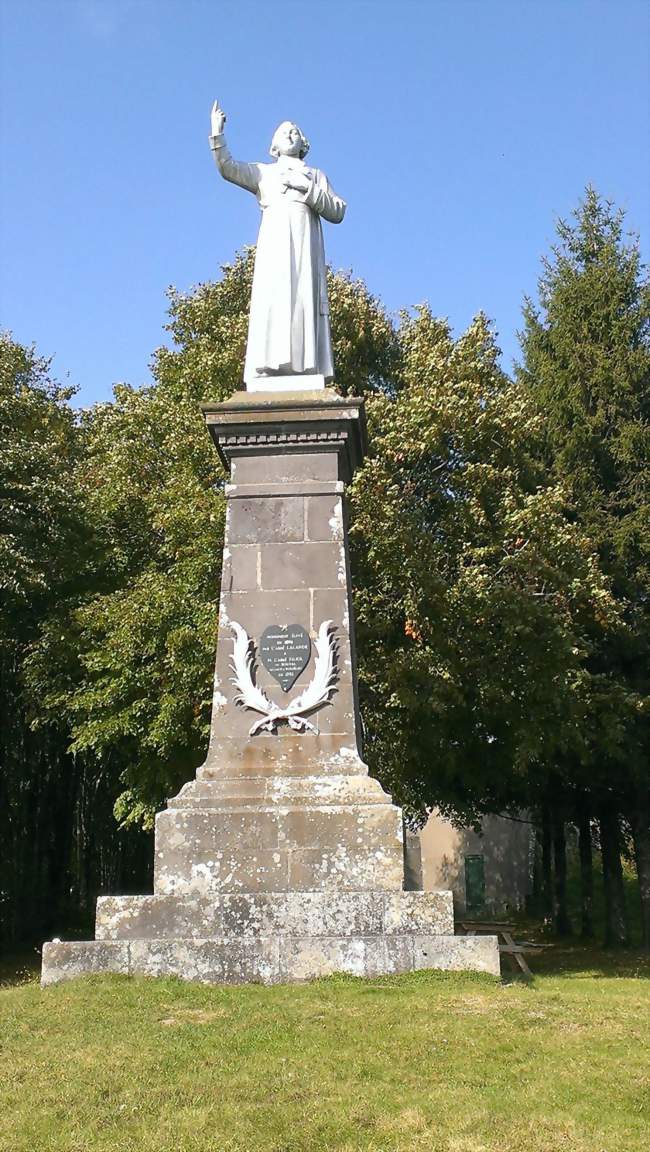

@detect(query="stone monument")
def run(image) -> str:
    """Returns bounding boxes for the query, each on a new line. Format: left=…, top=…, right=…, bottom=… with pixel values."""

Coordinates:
left=41, top=105, right=498, bottom=985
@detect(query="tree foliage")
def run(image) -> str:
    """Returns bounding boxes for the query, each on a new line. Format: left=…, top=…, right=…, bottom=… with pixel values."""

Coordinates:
left=350, top=309, right=616, bottom=821
left=519, top=191, right=649, bottom=770
left=518, top=188, right=650, bottom=943
left=0, top=336, right=149, bottom=946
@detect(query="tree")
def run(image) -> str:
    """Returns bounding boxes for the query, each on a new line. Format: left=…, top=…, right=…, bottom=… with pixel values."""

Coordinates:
left=518, top=189, right=650, bottom=946
left=0, top=336, right=149, bottom=947
left=349, top=308, right=617, bottom=841
left=0, top=335, right=80, bottom=943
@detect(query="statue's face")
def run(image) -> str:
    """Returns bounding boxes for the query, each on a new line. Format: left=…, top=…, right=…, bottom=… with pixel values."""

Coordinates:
left=272, top=122, right=305, bottom=158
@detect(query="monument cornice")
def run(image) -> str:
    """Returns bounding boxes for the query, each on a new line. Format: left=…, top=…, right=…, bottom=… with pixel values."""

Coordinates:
left=201, top=389, right=367, bottom=480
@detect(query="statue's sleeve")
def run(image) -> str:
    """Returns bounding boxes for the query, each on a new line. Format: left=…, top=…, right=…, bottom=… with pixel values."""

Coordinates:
left=210, top=135, right=261, bottom=194
left=304, top=170, right=346, bottom=224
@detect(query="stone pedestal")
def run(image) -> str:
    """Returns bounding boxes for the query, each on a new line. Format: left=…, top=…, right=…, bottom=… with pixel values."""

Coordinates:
left=41, top=390, right=499, bottom=985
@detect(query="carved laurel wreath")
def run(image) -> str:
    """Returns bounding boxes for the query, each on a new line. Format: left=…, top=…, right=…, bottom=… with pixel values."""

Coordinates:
left=230, top=620, right=337, bottom=735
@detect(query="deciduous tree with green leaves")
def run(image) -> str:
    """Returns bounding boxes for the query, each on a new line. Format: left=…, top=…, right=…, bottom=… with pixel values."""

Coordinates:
left=0, top=336, right=149, bottom=947
left=350, top=308, right=617, bottom=841
left=0, top=336, right=77, bottom=943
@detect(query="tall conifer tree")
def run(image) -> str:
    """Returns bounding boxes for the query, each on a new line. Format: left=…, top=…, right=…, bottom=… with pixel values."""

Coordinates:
left=518, top=189, right=650, bottom=946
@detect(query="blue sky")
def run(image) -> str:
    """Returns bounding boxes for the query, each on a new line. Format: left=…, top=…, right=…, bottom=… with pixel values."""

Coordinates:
left=1, top=0, right=648, bottom=407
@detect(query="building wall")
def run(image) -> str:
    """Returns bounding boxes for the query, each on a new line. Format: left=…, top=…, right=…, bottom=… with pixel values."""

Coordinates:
left=418, top=810, right=533, bottom=916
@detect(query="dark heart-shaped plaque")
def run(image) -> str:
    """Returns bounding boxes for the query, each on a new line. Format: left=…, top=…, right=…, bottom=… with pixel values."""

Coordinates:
left=259, top=624, right=311, bottom=692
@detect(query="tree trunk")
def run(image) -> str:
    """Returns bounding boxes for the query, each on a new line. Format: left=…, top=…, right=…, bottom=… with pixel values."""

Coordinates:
left=540, top=802, right=553, bottom=922
left=577, top=803, right=594, bottom=939
left=531, top=827, right=542, bottom=912
left=630, top=798, right=650, bottom=951
left=552, top=812, right=571, bottom=936
left=599, top=804, right=628, bottom=947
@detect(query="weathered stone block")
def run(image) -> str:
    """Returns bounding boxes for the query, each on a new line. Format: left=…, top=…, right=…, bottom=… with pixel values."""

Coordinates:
left=279, top=803, right=401, bottom=851
left=305, top=494, right=342, bottom=542
left=96, top=895, right=192, bottom=940
left=280, top=936, right=385, bottom=980
left=228, top=496, right=304, bottom=544
left=263, top=773, right=391, bottom=806
left=280, top=892, right=383, bottom=937
left=155, top=847, right=289, bottom=896
left=128, top=938, right=280, bottom=984
left=156, top=808, right=281, bottom=852
left=200, top=734, right=371, bottom=777
left=303, top=679, right=356, bottom=737
left=224, top=546, right=258, bottom=592
left=221, top=590, right=312, bottom=639
left=383, top=935, right=416, bottom=973
left=153, top=802, right=404, bottom=897
left=413, top=935, right=501, bottom=976
left=383, top=891, right=454, bottom=935
left=232, top=451, right=338, bottom=485
left=41, top=941, right=129, bottom=986
left=97, top=891, right=387, bottom=941
left=41, top=930, right=501, bottom=986
left=170, top=778, right=270, bottom=806
left=95, top=890, right=458, bottom=944
left=165, top=774, right=391, bottom=811
left=311, top=587, right=350, bottom=632
left=289, top=846, right=404, bottom=891
left=260, top=542, right=342, bottom=590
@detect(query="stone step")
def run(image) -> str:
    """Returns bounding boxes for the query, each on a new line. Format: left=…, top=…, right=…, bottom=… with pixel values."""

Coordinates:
left=168, top=774, right=392, bottom=809
left=41, top=931, right=500, bottom=986
left=197, top=738, right=373, bottom=777
left=95, top=890, right=454, bottom=941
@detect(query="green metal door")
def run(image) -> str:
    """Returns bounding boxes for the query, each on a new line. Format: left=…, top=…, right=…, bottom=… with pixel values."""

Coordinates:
left=464, top=854, right=486, bottom=913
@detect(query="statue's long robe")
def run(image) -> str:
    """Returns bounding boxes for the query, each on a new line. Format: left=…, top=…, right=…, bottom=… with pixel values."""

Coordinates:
left=212, top=139, right=346, bottom=383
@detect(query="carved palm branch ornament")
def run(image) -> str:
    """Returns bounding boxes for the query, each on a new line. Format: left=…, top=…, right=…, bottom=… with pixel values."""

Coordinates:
left=230, top=621, right=337, bottom=735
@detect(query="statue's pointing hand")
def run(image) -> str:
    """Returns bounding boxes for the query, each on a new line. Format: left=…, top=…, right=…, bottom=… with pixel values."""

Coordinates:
left=211, top=101, right=226, bottom=136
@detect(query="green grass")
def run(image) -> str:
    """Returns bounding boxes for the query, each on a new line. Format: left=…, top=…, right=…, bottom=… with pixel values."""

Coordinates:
left=2, top=953, right=649, bottom=1152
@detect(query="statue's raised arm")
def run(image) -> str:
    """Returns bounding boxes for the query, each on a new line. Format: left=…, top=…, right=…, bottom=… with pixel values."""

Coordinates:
left=208, top=104, right=346, bottom=388
left=209, top=101, right=262, bottom=195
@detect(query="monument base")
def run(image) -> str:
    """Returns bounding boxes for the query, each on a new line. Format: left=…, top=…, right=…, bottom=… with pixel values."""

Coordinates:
left=41, top=889, right=499, bottom=985
left=40, top=391, right=501, bottom=989
left=245, top=373, right=327, bottom=392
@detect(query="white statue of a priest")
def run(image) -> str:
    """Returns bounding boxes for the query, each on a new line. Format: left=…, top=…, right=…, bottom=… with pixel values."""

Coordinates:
left=209, top=102, right=346, bottom=389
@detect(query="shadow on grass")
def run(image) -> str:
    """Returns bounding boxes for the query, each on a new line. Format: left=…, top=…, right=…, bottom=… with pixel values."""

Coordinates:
left=500, top=947, right=650, bottom=986
left=0, top=919, right=97, bottom=988
left=493, top=917, right=650, bottom=982
left=526, top=940, right=650, bottom=980
left=0, top=950, right=41, bottom=988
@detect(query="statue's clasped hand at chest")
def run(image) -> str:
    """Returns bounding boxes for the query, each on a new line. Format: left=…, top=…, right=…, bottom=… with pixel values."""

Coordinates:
left=209, top=101, right=346, bottom=389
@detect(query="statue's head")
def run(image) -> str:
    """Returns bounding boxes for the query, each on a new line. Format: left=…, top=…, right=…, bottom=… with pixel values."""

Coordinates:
left=269, top=121, right=310, bottom=160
